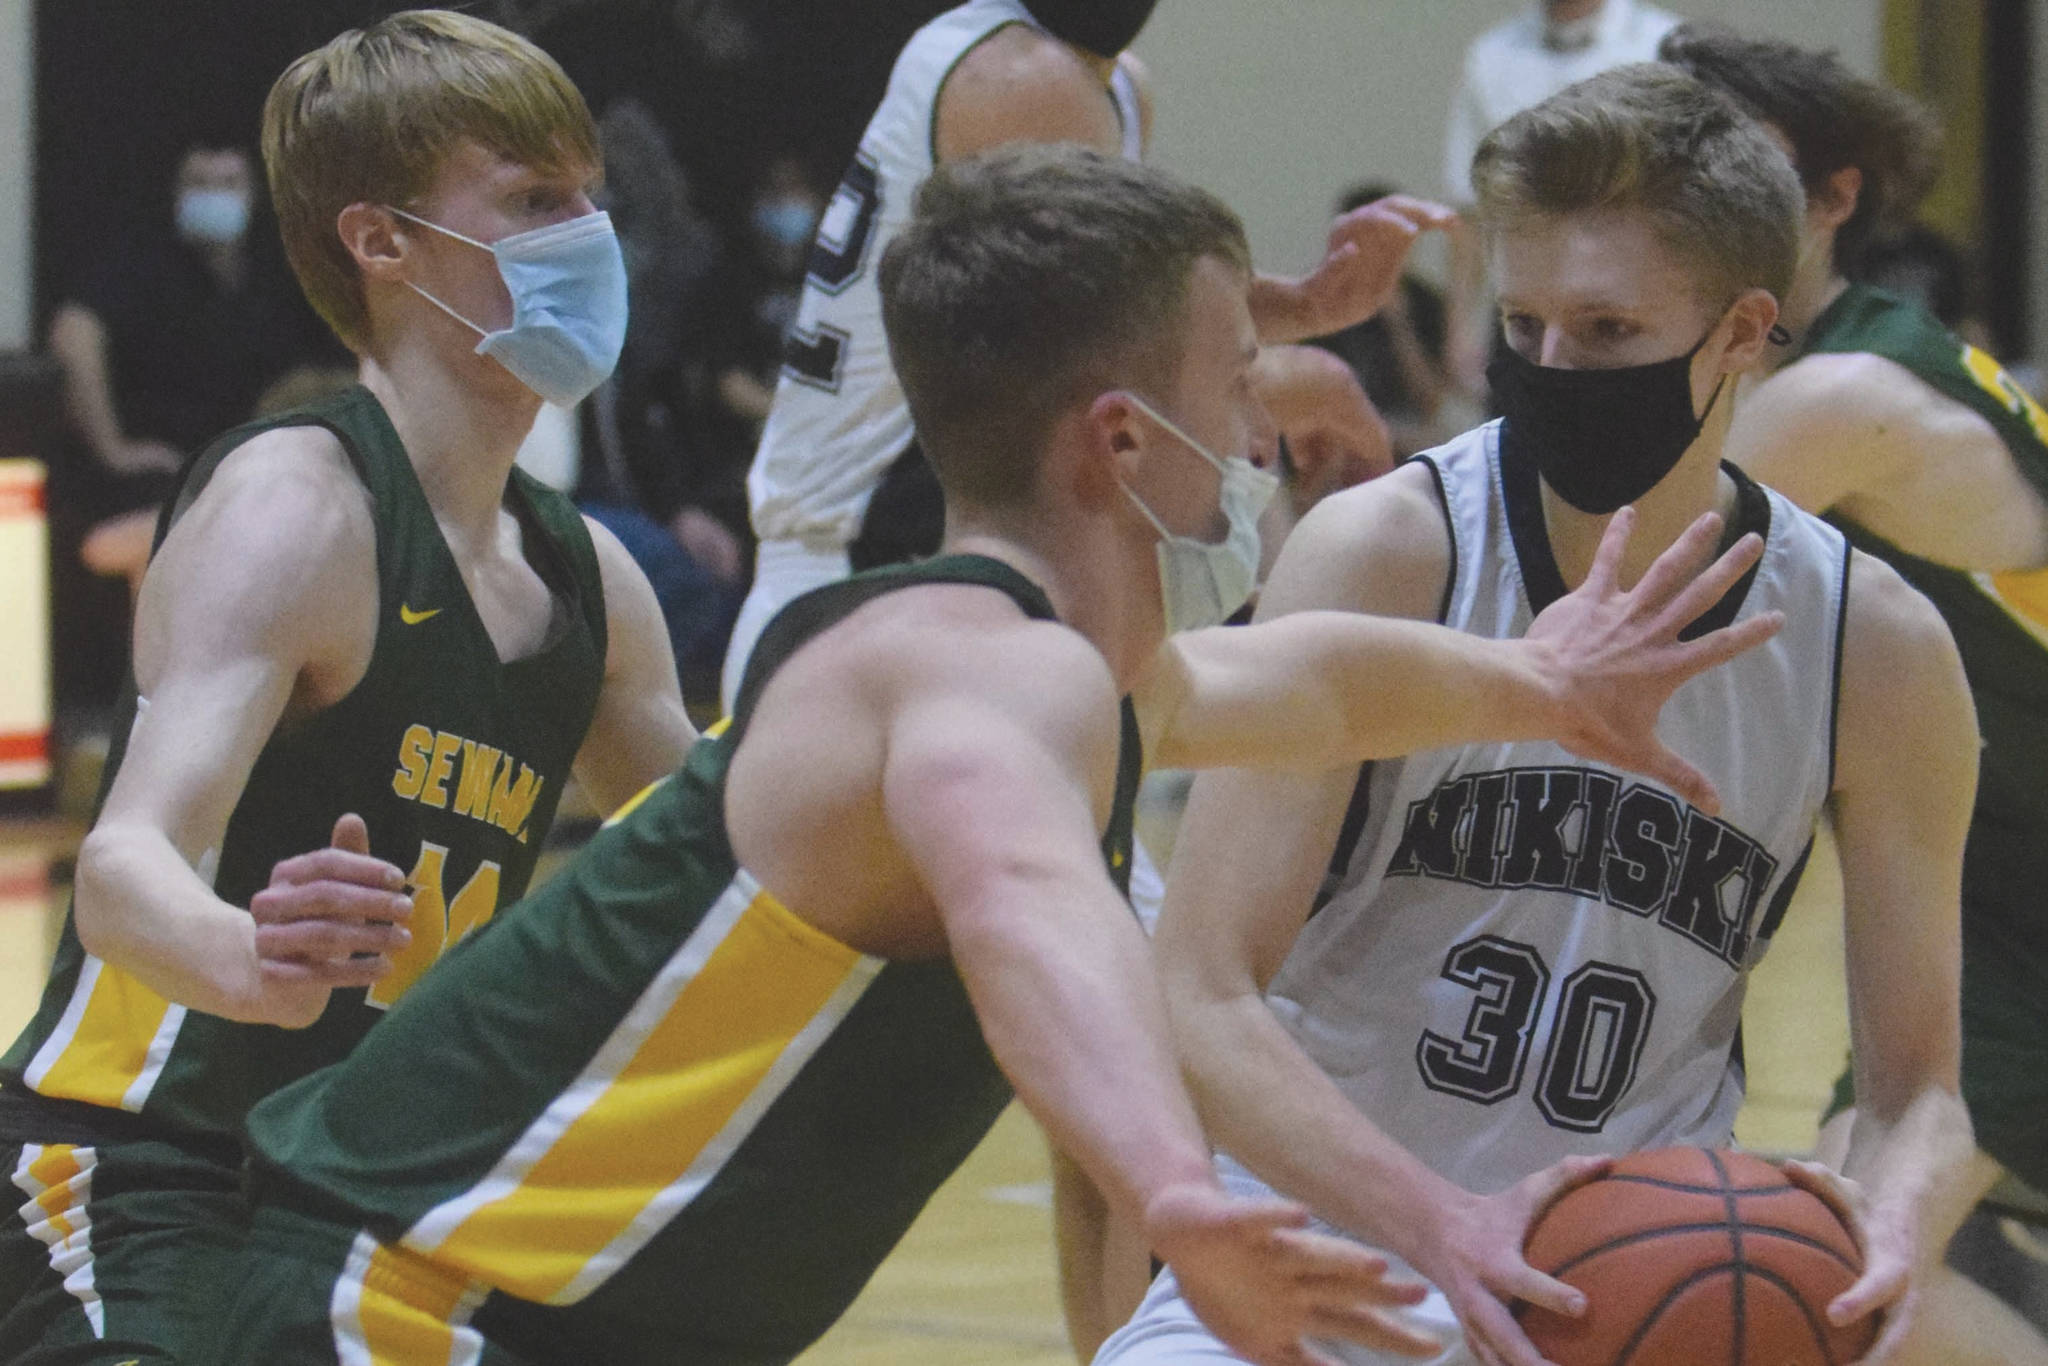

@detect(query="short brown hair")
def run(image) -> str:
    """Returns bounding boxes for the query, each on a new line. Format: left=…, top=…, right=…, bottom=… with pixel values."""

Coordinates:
left=879, top=144, right=1250, bottom=507
left=1472, top=64, right=1803, bottom=303
left=261, top=10, right=600, bottom=352
left=1659, top=23, right=1941, bottom=274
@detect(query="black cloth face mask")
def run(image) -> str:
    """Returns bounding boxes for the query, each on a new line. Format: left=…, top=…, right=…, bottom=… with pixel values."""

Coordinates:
left=1489, top=324, right=1731, bottom=515
left=1022, top=0, right=1158, bottom=57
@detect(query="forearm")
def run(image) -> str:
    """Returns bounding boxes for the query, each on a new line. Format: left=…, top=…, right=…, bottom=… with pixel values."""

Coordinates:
left=1052, top=1146, right=1151, bottom=1361
left=48, top=307, right=130, bottom=463
left=1176, top=985, right=1462, bottom=1268
left=949, top=877, right=1218, bottom=1222
left=74, top=822, right=268, bottom=1022
left=1158, top=613, right=1556, bottom=770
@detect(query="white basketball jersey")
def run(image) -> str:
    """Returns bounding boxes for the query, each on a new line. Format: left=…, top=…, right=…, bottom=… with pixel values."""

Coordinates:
left=748, top=0, right=1143, bottom=545
left=1261, top=423, right=1850, bottom=1196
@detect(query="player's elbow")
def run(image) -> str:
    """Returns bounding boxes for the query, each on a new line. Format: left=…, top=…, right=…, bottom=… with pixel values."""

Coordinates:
left=72, top=823, right=139, bottom=961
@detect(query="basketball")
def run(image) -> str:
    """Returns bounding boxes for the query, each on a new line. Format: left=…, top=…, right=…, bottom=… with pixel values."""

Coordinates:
left=1517, top=1148, right=1878, bottom=1366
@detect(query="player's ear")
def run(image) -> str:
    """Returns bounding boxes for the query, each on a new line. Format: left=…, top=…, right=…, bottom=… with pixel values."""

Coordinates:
left=1810, top=165, right=1862, bottom=233
left=337, top=202, right=407, bottom=281
left=1714, top=288, right=1780, bottom=374
left=1085, top=390, right=1146, bottom=484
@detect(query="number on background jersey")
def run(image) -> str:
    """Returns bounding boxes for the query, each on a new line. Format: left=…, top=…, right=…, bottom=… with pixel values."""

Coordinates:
left=366, top=841, right=501, bottom=1009
left=1418, top=935, right=1657, bottom=1133
left=782, top=155, right=882, bottom=393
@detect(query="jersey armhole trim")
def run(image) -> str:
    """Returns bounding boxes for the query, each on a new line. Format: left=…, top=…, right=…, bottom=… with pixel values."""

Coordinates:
left=1410, top=453, right=1460, bottom=625
left=927, top=19, right=1031, bottom=167
left=1826, top=536, right=1854, bottom=793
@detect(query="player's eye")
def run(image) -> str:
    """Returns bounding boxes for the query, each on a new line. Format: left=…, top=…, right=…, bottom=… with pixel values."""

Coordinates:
left=1587, top=317, right=1640, bottom=345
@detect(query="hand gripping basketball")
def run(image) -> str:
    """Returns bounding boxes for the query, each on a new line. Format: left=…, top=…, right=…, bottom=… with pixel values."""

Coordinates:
left=1516, top=1148, right=1879, bottom=1366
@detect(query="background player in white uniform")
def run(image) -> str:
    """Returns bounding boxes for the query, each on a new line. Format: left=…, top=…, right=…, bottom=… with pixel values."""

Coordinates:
left=1097, top=67, right=1982, bottom=1366
left=725, top=0, right=1447, bottom=710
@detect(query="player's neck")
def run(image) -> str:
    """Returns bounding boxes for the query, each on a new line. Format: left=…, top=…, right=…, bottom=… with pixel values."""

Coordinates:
left=944, top=506, right=1162, bottom=692
left=1767, top=250, right=1851, bottom=374
left=358, top=344, right=541, bottom=544
left=1542, top=418, right=1741, bottom=593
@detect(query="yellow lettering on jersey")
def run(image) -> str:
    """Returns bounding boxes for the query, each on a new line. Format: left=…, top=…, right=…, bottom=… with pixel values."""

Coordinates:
left=487, top=763, right=543, bottom=844
left=1963, top=344, right=2048, bottom=446
left=420, top=732, right=463, bottom=809
left=452, top=741, right=501, bottom=822
left=390, top=725, right=433, bottom=801
left=368, top=841, right=503, bottom=1010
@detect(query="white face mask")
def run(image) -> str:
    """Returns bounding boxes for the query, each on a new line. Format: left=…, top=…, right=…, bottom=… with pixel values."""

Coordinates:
left=1117, top=392, right=1278, bottom=634
left=390, top=207, right=628, bottom=408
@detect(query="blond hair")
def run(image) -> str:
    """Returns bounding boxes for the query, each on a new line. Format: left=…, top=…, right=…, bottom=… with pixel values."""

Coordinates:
left=1472, top=64, right=1803, bottom=303
left=261, top=10, right=600, bottom=351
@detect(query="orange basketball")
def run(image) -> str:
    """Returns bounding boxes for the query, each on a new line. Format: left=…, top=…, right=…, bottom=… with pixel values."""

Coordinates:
left=1517, top=1147, right=1877, bottom=1366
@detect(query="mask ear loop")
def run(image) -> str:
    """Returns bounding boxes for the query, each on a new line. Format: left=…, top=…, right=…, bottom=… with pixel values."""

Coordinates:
left=385, top=206, right=494, bottom=340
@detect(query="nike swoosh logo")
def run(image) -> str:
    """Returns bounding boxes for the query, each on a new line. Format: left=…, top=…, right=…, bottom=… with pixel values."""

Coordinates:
left=400, top=604, right=443, bottom=625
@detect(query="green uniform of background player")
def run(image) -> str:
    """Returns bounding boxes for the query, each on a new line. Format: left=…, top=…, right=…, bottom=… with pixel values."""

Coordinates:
left=1667, top=24, right=2048, bottom=1360
left=215, top=143, right=1780, bottom=1366
left=0, top=14, right=692, bottom=1362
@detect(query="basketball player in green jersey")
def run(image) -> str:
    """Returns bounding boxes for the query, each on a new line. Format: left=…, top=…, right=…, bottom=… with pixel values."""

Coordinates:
left=1665, top=27, right=2048, bottom=1362
left=0, top=13, right=694, bottom=1363
left=213, top=145, right=1777, bottom=1366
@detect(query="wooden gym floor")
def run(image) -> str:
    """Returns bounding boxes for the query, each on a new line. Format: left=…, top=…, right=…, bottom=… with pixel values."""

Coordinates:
left=0, top=806, right=1850, bottom=1366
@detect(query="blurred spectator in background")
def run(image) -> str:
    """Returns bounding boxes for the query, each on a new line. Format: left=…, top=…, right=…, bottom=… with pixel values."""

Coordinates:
left=577, top=97, right=744, bottom=695
left=711, top=155, right=822, bottom=441
left=1307, top=182, right=1453, bottom=459
left=44, top=143, right=336, bottom=708
left=1440, top=0, right=1680, bottom=402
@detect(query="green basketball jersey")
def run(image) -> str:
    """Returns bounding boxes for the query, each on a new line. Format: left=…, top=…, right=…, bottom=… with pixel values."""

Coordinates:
left=0, top=385, right=608, bottom=1142
left=1800, top=284, right=2048, bottom=952
left=243, top=554, right=1142, bottom=1365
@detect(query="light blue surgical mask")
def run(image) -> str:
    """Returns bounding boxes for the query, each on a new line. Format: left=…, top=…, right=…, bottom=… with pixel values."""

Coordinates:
left=392, top=207, right=628, bottom=408
left=176, top=189, right=249, bottom=245
left=1117, top=392, right=1278, bottom=634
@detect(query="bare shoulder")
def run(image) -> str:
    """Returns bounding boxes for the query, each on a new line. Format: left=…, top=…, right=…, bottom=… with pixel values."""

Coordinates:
left=137, top=424, right=377, bottom=681
left=1753, top=352, right=1971, bottom=439
left=935, top=23, right=1122, bottom=160
left=1259, top=459, right=1452, bottom=620
left=1834, top=550, right=1971, bottom=771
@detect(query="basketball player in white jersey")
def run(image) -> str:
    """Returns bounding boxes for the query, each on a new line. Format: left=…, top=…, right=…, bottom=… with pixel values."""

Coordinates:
left=1096, top=68, right=1981, bottom=1366
left=724, top=0, right=1450, bottom=711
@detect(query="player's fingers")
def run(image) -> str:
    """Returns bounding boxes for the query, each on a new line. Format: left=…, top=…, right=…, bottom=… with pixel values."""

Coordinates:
left=1626, top=512, right=1729, bottom=616
left=268, top=846, right=407, bottom=892
left=1649, top=532, right=1765, bottom=634
left=329, top=811, right=372, bottom=855
left=254, top=918, right=410, bottom=963
left=1368, top=194, right=1459, bottom=231
left=1520, top=1153, right=1613, bottom=1216
left=1780, top=1160, right=1863, bottom=1235
left=1271, top=1226, right=1401, bottom=1286
left=1583, top=505, right=1636, bottom=598
left=1493, top=1258, right=1584, bottom=1320
left=1668, top=610, right=1785, bottom=681
left=1629, top=740, right=1721, bottom=817
left=1308, top=1300, right=1442, bottom=1357
left=1465, top=1295, right=1557, bottom=1366
left=1828, top=1257, right=1907, bottom=1327
left=251, top=881, right=414, bottom=926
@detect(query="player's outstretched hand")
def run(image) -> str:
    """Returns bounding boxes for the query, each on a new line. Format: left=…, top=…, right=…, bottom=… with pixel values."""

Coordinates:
left=1147, top=1182, right=1438, bottom=1366
left=1522, top=507, right=1784, bottom=816
left=1413, top=1155, right=1611, bottom=1366
left=250, top=813, right=413, bottom=1014
left=1781, top=1159, right=1916, bottom=1365
left=1269, top=196, right=1459, bottom=344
